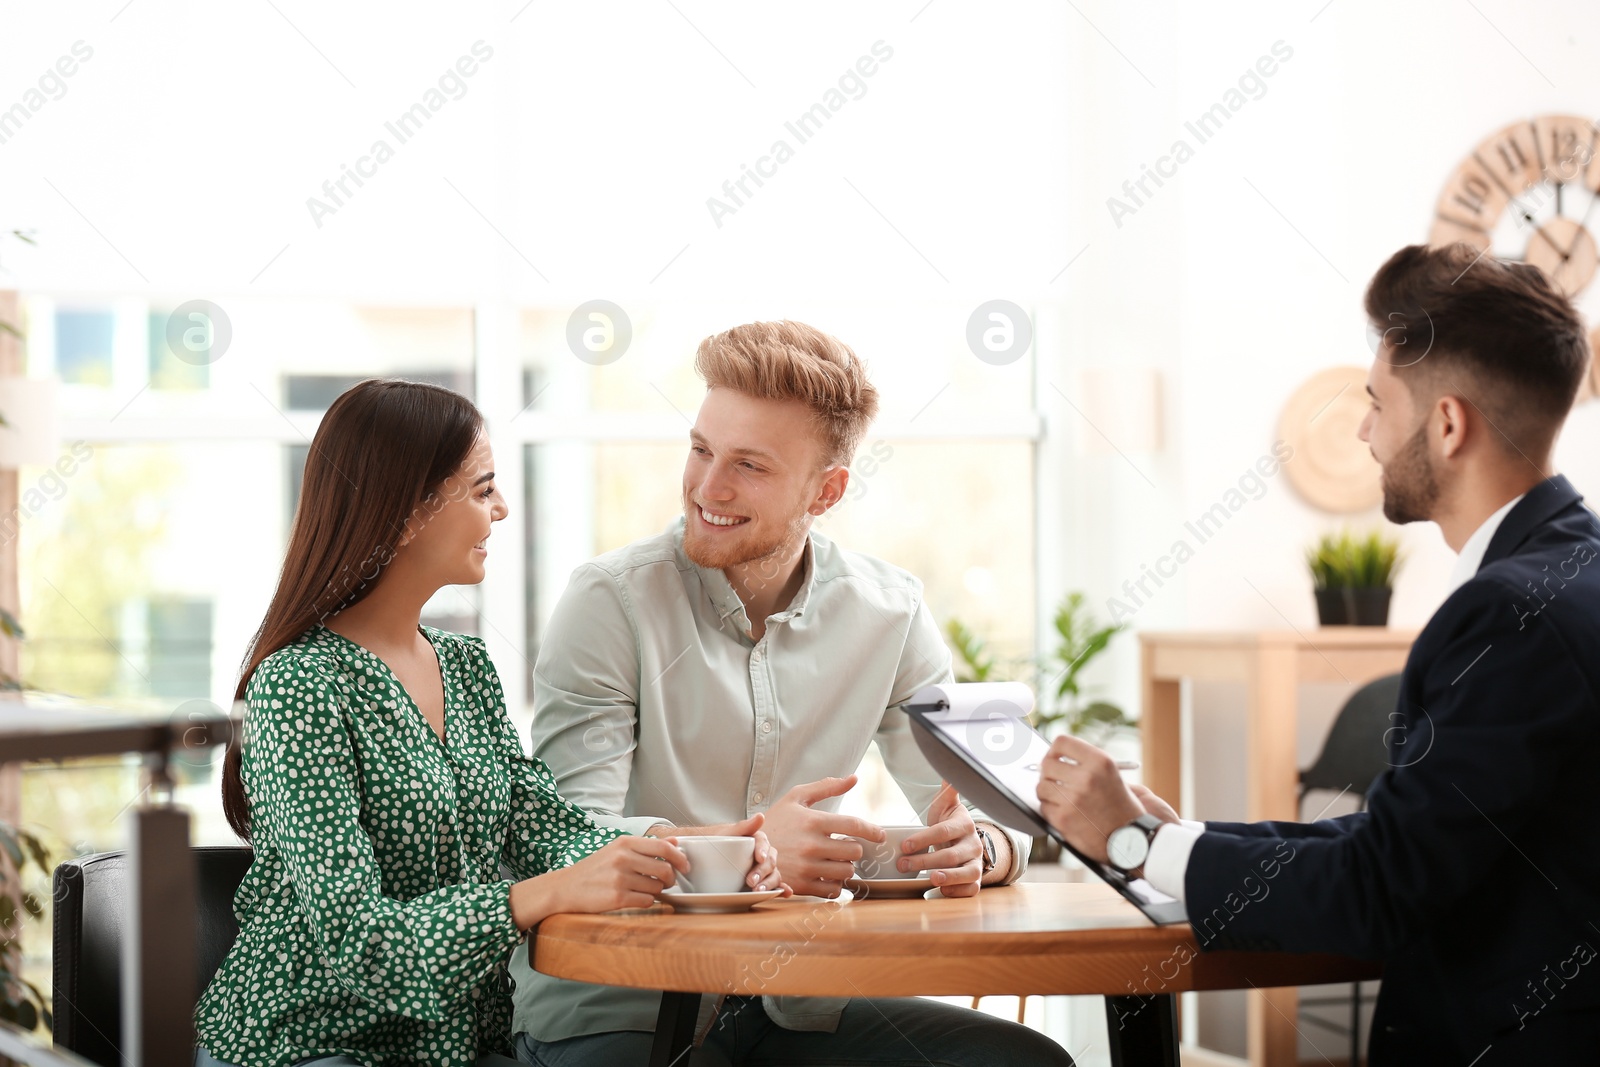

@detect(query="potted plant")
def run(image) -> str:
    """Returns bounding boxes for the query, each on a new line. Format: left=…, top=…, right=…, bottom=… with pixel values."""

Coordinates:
left=1306, top=529, right=1403, bottom=626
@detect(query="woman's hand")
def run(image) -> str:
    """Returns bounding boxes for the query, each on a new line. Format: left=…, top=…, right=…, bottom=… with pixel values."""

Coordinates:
left=510, top=835, right=689, bottom=928
left=747, top=828, right=791, bottom=895
left=647, top=813, right=791, bottom=896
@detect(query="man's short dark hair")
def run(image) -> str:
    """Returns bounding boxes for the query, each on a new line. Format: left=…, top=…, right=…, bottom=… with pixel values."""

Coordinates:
left=1363, top=243, right=1589, bottom=455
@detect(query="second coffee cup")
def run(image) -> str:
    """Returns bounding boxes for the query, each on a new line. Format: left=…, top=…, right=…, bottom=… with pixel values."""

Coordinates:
left=852, top=825, right=932, bottom=881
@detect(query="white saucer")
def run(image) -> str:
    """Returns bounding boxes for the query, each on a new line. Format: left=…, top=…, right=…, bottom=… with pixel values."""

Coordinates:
left=656, top=887, right=784, bottom=913
left=779, top=887, right=855, bottom=905
left=843, top=875, right=937, bottom=899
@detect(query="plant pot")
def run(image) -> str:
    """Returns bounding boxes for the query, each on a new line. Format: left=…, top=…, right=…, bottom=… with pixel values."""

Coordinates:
left=1314, top=586, right=1392, bottom=627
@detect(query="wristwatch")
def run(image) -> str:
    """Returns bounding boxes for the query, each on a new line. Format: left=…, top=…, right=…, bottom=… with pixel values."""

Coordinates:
left=1106, top=814, right=1165, bottom=875
left=975, top=826, right=998, bottom=876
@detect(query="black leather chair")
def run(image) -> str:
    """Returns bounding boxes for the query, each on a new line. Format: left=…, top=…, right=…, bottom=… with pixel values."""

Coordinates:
left=52, top=846, right=253, bottom=1066
left=1296, top=672, right=1402, bottom=1067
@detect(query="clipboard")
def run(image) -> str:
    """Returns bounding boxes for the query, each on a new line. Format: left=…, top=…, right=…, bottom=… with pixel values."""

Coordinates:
left=905, top=683, right=1188, bottom=926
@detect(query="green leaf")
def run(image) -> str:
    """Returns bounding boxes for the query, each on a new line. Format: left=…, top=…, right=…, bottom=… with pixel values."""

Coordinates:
left=1077, top=701, right=1131, bottom=727
left=1306, top=528, right=1403, bottom=589
left=1058, top=625, right=1119, bottom=693
left=9, top=230, right=36, bottom=246
left=955, top=592, right=1126, bottom=738
left=0, top=321, right=20, bottom=340
left=1029, top=712, right=1066, bottom=736
left=0, top=609, right=23, bottom=639
left=18, top=977, right=49, bottom=1031
left=944, top=618, right=995, bottom=683
left=16, top=830, right=48, bottom=876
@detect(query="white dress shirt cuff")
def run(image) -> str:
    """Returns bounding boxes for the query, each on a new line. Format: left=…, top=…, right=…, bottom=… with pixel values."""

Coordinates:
left=1142, top=822, right=1204, bottom=904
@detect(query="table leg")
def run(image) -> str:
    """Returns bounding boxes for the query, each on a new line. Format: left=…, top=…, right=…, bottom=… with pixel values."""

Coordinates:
left=1104, top=994, right=1179, bottom=1067
left=650, top=991, right=702, bottom=1067
left=1247, top=986, right=1299, bottom=1067
left=1246, top=646, right=1301, bottom=1067
left=1246, top=645, right=1299, bottom=823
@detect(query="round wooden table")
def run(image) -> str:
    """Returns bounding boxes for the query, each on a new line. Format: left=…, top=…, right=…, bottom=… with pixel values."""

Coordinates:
left=532, top=881, right=1381, bottom=1066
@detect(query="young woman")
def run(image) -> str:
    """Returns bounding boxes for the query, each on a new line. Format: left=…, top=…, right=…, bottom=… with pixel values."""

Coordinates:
left=195, top=380, right=780, bottom=1067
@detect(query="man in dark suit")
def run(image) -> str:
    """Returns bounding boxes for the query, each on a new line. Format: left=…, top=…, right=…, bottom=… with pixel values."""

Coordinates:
left=1038, top=242, right=1600, bottom=1065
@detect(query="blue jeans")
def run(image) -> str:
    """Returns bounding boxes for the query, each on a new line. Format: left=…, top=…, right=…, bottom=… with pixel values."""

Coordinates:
left=196, top=1048, right=523, bottom=1067
left=514, top=996, right=1073, bottom=1066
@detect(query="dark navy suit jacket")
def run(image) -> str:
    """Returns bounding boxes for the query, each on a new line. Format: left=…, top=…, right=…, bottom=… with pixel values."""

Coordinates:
left=1186, top=475, right=1600, bottom=1065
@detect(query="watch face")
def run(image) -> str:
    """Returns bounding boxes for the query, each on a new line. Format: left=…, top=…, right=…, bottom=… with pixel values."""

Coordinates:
left=978, top=831, right=996, bottom=871
left=1107, top=826, right=1148, bottom=871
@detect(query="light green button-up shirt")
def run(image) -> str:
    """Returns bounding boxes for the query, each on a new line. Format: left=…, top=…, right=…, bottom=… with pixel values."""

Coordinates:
left=509, top=519, right=1029, bottom=1042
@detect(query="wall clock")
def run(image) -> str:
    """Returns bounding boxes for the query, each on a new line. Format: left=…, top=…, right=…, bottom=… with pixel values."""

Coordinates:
left=1429, top=115, right=1600, bottom=293
left=1428, top=114, right=1600, bottom=397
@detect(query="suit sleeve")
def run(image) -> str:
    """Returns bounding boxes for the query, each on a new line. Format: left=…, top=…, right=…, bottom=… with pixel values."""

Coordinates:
left=1184, top=577, right=1594, bottom=957
left=1204, top=814, right=1365, bottom=840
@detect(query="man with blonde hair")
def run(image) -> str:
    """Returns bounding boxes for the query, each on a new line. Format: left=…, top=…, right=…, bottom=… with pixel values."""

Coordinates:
left=509, top=321, right=1070, bottom=1065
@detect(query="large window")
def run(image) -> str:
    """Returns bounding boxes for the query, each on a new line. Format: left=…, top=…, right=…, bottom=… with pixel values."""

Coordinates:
left=20, top=294, right=1044, bottom=849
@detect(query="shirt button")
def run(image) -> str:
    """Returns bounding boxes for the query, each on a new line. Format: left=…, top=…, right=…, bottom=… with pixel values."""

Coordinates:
left=751, top=792, right=765, bottom=804
left=761, top=721, right=773, bottom=734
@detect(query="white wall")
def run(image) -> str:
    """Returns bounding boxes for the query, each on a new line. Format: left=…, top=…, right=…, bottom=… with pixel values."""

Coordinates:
left=1054, top=0, right=1600, bottom=779
left=1054, top=3, right=1600, bottom=1057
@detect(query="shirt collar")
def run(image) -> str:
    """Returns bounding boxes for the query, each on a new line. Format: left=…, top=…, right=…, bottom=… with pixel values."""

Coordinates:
left=1447, top=493, right=1525, bottom=593
left=670, top=518, right=819, bottom=634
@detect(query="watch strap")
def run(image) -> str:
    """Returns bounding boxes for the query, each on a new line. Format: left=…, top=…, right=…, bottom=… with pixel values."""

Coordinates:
left=975, top=826, right=998, bottom=874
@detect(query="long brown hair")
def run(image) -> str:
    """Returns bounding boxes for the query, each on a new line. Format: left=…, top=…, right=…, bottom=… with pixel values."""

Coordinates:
left=222, top=378, right=485, bottom=840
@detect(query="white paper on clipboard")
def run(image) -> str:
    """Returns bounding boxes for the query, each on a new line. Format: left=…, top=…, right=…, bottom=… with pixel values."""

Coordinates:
left=910, top=682, right=1049, bottom=816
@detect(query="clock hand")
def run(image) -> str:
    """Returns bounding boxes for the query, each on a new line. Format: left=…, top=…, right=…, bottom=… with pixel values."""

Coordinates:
left=1568, top=187, right=1600, bottom=251
left=1529, top=224, right=1571, bottom=263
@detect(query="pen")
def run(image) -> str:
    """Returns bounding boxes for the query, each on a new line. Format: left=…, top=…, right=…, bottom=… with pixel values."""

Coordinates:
left=1050, top=756, right=1141, bottom=770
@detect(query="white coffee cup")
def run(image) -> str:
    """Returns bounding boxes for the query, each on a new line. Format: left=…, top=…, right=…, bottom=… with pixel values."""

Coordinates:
left=852, top=825, right=932, bottom=881
left=677, top=835, right=757, bottom=894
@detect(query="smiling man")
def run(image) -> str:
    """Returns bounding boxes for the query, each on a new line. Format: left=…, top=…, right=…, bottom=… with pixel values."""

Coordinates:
left=509, top=321, right=1068, bottom=1066
left=1038, top=244, right=1600, bottom=1065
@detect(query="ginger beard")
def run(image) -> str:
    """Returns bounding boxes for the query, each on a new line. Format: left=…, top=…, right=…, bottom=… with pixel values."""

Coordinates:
left=681, top=485, right=814, bottom=571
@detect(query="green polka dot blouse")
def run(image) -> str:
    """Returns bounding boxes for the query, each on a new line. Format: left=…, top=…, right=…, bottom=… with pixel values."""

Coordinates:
left=193, top=625, right=622, bottom=1066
